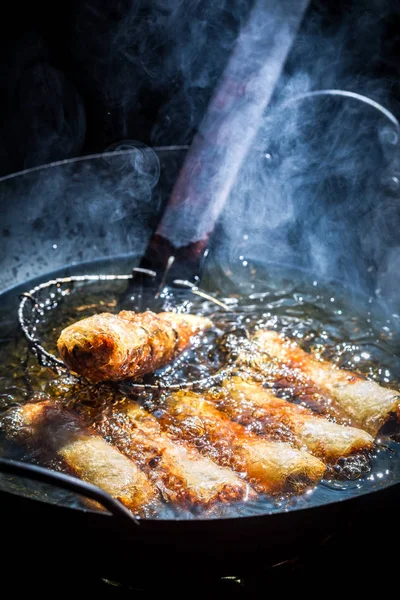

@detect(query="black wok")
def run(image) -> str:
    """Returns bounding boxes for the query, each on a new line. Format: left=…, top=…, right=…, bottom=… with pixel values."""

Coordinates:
left=0, top=96, right=400, bottom=586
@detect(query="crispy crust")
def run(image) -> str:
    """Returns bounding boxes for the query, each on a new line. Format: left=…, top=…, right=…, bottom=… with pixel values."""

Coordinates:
left=155, top=391, right=326, bottom=495
left=3, top=401, right=158, bottom=514
left=100, top=402, right=254, bottom=509
left=253, top=330, right=400, bottom=436
left=219, top=376, right=374, bottom=462
left=57, top=311, right=211, bottom=382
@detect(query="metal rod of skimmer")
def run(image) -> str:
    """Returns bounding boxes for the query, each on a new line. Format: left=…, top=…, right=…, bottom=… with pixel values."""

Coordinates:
left=18, top=271, right=236, bottom=391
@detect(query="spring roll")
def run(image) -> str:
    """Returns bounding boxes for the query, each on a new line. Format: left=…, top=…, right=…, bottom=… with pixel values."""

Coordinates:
left=101, top=403, right=253, bottom=508
left=3, top=401, right=158, bottom=514
left=240, top=348, right=352, bottom=425
left=57, top=310, right=211, bottom=382
left=253, top=330, right=400, bottom=436
left=219, top=376, right=373, bottom=461
left=155, top=391, right=326, bottom=495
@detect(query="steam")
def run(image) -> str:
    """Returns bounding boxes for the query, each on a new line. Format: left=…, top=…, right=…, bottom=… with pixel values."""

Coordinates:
left=0, top=145, right=162, bottom=291
left=69, top=0, right=254, bottom=146
left=155, top=0, right=309, bottom=248
left=1, top=0, right=400, bottom=313
left=213, top=80, right=400, bottom=303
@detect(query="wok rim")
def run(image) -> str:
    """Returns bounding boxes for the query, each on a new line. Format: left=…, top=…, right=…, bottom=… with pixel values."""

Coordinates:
left=0, top=469, right=398, bottom=525
left=0, top=145, right=189, bottom=184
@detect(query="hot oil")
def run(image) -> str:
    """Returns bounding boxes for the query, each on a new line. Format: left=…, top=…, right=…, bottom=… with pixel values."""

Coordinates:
left=0, top=258, right=399, bottom=518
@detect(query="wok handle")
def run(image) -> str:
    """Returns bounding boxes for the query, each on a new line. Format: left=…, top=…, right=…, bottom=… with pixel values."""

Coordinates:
left=139, top=0, right=310, bottom=284
left=0, top=458, right=139, bottom=527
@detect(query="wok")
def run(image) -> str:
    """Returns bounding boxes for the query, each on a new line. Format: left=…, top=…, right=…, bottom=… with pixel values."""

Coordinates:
left=0, top=93, right=400, bottom=586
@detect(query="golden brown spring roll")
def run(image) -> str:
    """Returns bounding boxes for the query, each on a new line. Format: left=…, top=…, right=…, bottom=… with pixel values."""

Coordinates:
left=238, top=342, right=351, bottom=424
left=57, top=311, right=212, bottom=382
left=3, top=401, right=158, bottom=514
left=219, top=376, right=374, bottom=461
left=155, top=392, right=326, bottom=495
left=101, top=402, right=253, bottom=508
left=253, top=330, right=400, bottom=436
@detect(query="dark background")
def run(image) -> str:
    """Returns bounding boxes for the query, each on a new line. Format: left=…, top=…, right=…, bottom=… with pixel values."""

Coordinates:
left=0, top=0, right=399, bottom=178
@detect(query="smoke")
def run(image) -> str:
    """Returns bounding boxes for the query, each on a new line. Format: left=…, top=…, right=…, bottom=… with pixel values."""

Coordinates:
left=0, top=144, right=163, bottom=291
left=200, top=1, right=400, bottom=311
left=68, top=0, right=253, bottom=146
left=212, top=78, right=400, bottom=300
left=65, top=0, right=400, bottom=147
left=1, top=0, right=400, bottom=313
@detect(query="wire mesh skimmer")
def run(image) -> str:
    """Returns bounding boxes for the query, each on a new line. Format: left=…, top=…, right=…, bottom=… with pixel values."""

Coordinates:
left=18, top=268, right=239, bottom=392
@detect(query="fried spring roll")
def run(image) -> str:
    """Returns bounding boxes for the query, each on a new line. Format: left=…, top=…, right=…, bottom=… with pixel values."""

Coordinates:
left=253, top=330, right=400, bottom=436
left=102, top=403, right=253, bottom=508
left=155, top=392, right=326, bottom=495
left=57, top=311, right=212, bottom=382
left=219, top=376, right=373, bottom=461
left=3, top=401, right=158, bottom=514
left=240, top=348, right=352, bottom=425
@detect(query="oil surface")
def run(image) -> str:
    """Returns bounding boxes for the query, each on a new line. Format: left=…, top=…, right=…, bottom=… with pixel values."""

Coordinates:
left=0, top=257, right=399, bottom=519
